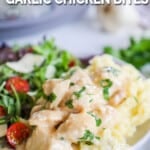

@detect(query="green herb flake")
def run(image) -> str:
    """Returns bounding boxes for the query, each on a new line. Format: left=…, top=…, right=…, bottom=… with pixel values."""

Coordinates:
left=134, top=97, right=139, bottom=103
left=65, top=99, right=73, bottom=109
left=60, top=137, right=65, bottom=140
left=103, top=87, right=109, bottom=100
left=100, top=79, right=112, bottom=88
left=95, top=136, right=100, bottom=140
left=47, top=92, right=57, bottom=102
left=100, top=79, right=113, bottom=101
left=89, top=99, right=93, bottom=103
left=74, top=86, right=86, bottom=99
left=79, top=130, right=94, bottom=145
left=79, top=130, right=100, bottom=145
left=96, top=118, right=102, bottom=127
left=70, top=82, right=75, bottom=86
left=69, top=69, right=76, bottom=76
left=87, top=112, right=102, bottom=127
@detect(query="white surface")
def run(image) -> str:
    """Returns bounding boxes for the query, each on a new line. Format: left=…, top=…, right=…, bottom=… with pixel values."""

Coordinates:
left=7, top=7, right=150, bottom=150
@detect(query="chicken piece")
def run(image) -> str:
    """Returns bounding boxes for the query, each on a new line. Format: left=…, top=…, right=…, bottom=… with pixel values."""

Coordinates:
left=29, top=110, right=68, bottom=130
left=56, top=112, right=97, bottom=143
left=49, top=138, right=73, bottom=150
left=43, top=79, right=62, bottom=96
left=25, top=136, right=73, bottom=150
left=30, top=98, right=47, bottom=115
left=23, top=127, right=52, bottom=150
left=17, top=110, right=69, bottom=150
left=70, top=69, right=93, bottom=86
left=43, top=79, right=70, bottom=109
left=109, top=90, right=126, bottom=106
left=30, top=105, right=44, bottom=116
left=50, top=80, right=70, bottom=109
left=98, top=105, right=118, bottom=129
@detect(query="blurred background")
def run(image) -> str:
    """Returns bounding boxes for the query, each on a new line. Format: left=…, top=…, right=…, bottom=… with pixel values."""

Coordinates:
left=0, top=2, right=149, bottom=47
left=0, top=1, right=150, bottom=73
left=0, top=1, right=150, bottom=70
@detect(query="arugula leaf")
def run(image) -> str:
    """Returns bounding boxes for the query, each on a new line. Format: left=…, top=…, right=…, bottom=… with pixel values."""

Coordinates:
left=100, top=79, right=112, bottom=88
left=0, top=83, right=34, bottom=124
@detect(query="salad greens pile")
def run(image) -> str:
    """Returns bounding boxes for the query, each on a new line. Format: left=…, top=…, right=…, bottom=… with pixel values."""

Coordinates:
left=0, top=39, right=80, bottom=125
left=104, top=37, right=150, bottom=71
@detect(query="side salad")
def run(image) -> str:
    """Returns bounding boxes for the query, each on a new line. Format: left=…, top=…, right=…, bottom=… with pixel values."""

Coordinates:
left=0, top=39, right=80, bottom=149
left=104, top=37, right=150, bottom=76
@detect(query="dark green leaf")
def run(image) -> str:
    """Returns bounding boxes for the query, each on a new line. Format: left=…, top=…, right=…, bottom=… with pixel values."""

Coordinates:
left=65, top=99, right=74, bottom=109
left=47, top=92, right=57, bottom=102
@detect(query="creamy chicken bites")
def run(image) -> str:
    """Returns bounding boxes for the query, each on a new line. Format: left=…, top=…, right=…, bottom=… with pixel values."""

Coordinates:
left=17, top=55, right=150, bottom=150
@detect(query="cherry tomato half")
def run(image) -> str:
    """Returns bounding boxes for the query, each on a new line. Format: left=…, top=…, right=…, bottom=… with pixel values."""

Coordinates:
left=7, top=122, right=30, bottom=148
left=5, top=76, right=30, bottom=93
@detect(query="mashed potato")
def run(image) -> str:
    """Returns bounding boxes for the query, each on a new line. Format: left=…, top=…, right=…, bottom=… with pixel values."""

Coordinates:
left=17, top=55, right=150, bottom=150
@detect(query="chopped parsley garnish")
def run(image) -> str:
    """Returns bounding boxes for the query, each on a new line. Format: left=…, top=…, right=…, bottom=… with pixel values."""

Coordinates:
left=100, top=79, right=113, bottom=101
left=87, top=112, right=102, bottom=127
left=89, top=99, right=93, bottom=103
left=103, top=88, right=109, bottom=100
left=65, top=99, right=73, bottom=109
left=100, top=79, right=112, bottom=88
left=64, top=69, right=77, bottom=79
left=60, top=137, right=65, bottom=140
left=95, top=136, right=100, bottom=140
left=47, top=92, right=57, bottom=102
left=79, top=130, right=94, bottom=145
left=95, top=118, right=102, bottom=127
left=74, top=86, right=86, bottom=99
left=134, top=97, right=138, bottom=103
left=70, top=82, right=75, bottom=86
left=79, top=130, right=100, bottom=145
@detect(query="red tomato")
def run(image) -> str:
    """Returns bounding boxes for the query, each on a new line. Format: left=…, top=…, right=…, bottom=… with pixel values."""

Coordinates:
left=27, top=47, right=33, bottom=53
left=68, top=60, right=76, bottom=68
left=5, top=76, right=30, bottom=93
left=0, top=106, right=6, bottom=117
left=7, top=122, right=30, bottom=147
